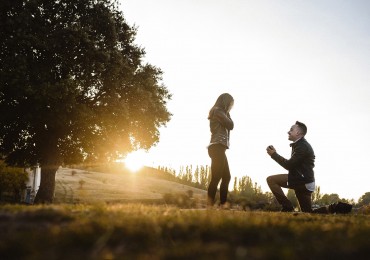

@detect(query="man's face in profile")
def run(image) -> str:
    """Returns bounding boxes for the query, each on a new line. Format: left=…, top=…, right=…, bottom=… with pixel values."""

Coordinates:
left=288, top=124, right=301, bottom=141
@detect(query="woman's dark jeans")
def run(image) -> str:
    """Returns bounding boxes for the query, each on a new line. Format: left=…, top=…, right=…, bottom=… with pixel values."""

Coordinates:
left=207, top=144, right=231, bottom=205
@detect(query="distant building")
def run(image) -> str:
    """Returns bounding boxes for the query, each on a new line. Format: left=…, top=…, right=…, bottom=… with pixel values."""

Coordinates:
left=23, top=165, right=41, bottom=204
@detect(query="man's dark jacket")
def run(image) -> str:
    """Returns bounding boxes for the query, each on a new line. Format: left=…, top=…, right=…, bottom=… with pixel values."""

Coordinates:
left=271, top=137, right=315, bottom=187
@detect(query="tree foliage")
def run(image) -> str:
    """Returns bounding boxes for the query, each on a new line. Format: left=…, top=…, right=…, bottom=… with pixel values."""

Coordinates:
left=0, top=0, right=171, bottom=202
left=158, top=165, right=210, bottom=190
left=0, top=0, right=171, bottom=166
left=358, top=192, right=370, bottom=207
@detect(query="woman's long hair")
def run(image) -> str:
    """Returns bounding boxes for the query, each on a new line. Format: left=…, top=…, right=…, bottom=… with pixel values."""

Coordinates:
left=208, top=93, right=234, bottom=119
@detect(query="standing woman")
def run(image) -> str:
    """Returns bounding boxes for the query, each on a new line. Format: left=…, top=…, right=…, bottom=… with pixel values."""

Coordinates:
left=207, top=93, right=234, bottom=208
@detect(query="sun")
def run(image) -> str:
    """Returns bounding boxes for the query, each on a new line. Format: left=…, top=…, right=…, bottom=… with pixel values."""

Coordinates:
left=123, top=150, right=147, bottom=172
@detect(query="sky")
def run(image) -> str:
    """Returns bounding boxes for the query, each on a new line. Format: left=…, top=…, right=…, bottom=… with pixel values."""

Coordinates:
left=118, top=0, right=370, bottom=202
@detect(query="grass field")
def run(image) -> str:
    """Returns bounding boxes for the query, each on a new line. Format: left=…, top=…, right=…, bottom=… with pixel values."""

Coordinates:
left=1, top=168, right=369, bottom=259
left=0, top=203, right=369, bottom=259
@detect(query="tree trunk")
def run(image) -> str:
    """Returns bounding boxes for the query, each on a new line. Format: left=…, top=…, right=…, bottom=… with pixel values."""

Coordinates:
left=34, top=165, right=58, bottom=204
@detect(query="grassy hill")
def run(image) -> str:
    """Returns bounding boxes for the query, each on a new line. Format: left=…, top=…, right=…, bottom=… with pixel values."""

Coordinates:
left=54, top=166, right=207, bottom=205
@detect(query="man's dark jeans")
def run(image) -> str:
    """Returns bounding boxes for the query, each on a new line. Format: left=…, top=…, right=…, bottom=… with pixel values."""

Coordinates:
left=267, top=174, right=313, bottom=212
left=266, top=174, right=352, bottom=214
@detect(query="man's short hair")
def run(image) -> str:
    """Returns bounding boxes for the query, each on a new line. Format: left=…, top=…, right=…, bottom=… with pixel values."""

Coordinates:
left=295, top=121, right=307, bottom=135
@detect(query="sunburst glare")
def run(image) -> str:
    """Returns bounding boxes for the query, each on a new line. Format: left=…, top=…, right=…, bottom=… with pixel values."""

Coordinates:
left=122, top=150, right=147, bottom=172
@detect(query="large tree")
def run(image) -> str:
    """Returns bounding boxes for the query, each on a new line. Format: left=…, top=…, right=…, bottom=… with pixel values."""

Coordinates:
left=0, top=0, right=171, bottom=203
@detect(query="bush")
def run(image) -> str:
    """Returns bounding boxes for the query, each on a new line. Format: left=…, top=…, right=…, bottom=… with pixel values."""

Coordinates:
left=163, top=192, right=196, bottom=208
left=0, top=161, right=28, bottom=202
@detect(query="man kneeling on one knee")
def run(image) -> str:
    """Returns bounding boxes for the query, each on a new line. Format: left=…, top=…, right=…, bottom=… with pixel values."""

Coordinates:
left=266, top=121, right=351, bottom=214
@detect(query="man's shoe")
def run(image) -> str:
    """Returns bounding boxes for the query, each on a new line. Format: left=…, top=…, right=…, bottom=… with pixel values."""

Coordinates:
left=281, top=206, right=294, bottom=212
left=329, top=202, right=353, bottom=214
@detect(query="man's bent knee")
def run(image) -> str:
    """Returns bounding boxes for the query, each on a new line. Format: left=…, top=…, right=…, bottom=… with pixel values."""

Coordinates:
left=266, top=175, right=274, bottom=185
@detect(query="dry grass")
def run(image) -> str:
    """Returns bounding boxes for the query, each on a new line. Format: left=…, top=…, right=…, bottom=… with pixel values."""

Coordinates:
left=0, top=203, right=369, bottom=259
left=54, top=167, right=207, bottom=204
